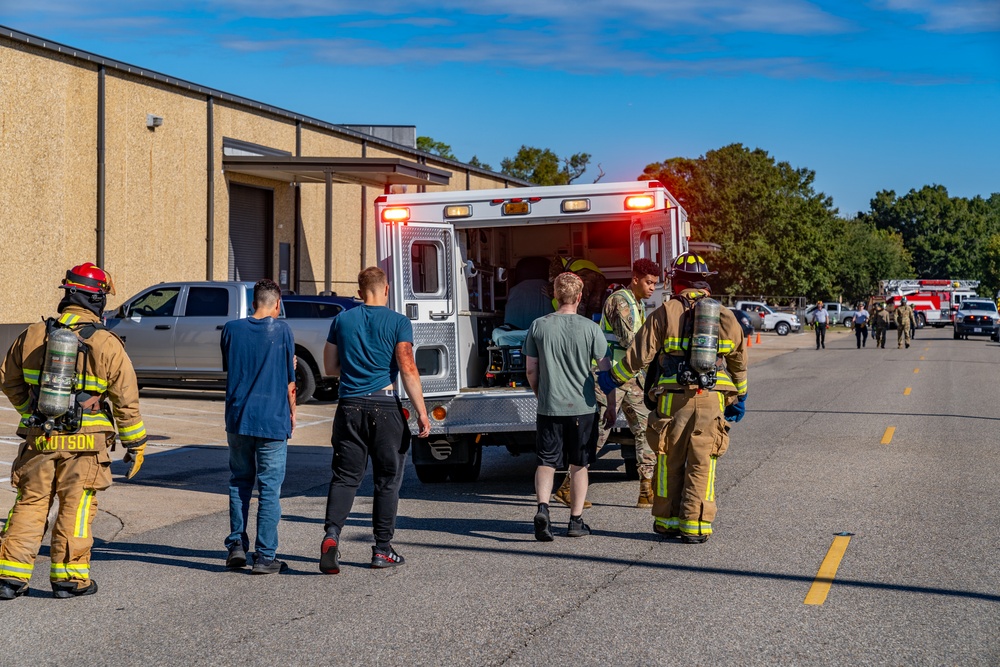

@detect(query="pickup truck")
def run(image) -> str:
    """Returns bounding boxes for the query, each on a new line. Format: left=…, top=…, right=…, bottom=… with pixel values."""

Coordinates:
left=733, top=301, right=801, bottom=336
left=104, top=281, right=336, bottom=403
left=804, top=302, right=857, bottom=328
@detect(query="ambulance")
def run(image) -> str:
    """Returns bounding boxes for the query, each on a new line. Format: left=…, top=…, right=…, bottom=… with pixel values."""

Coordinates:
left=376, top=181, right=688, bottom=482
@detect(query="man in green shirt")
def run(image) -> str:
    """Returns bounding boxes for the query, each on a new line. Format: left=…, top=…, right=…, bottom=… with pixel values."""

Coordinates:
left=524, top=272, right=613, bottom=541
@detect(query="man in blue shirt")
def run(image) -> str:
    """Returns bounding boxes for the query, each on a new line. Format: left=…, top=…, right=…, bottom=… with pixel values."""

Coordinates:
left=320, top=267, right=430, bottom=573
left=853, top=302, right=870, bottom=349
left=220, top=279, right=296, bottom=574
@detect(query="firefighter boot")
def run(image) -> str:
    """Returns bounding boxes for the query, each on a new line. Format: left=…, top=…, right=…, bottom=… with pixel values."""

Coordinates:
left=636, top=478, right=654, bottom=509
left=52, top=580, right=98, bottom=599
left=0, top=579, right=29, bottom=600
left=553, top=476, right=591, bottom=509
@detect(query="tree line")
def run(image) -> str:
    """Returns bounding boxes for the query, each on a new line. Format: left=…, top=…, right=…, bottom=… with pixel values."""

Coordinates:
left=418, top=137, right=1000, bottom=302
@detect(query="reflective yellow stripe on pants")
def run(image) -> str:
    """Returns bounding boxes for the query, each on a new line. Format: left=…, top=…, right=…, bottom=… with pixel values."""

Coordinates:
left=0, top=559, right=34, bottom=580
left=74, top=489, right=96, bottom=539
left=50, top=563, right=90, bottom=581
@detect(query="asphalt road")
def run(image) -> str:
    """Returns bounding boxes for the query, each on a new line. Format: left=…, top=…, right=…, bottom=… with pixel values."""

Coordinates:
left=1, top=328, right=998, bottom=666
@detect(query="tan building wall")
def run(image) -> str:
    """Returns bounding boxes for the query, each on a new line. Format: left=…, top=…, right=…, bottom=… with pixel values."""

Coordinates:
left=0, top=31, right=521, bottom=345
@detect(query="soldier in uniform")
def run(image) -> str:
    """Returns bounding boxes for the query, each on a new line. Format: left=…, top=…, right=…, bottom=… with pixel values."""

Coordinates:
left=873, top=303, right=891, bottom=349
left=598, top=253, right=747, bottom=543
left=0, top=263, right=147, bottom=600
left=894, top=297, right=917, bottom=349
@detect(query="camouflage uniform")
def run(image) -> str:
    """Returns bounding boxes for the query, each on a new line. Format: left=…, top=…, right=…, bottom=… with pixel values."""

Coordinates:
left=873, top=308, right=891, bottom=348
left=597, top=287, right=654, bottom=480
left=894, top=304, right=916, bottom=348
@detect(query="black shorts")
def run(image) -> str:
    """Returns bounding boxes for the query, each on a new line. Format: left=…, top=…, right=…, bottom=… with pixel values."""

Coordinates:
left=536, top=412, right=599, bottom=469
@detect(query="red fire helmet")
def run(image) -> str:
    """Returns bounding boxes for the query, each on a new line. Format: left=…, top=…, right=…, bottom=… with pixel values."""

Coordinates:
left=61, top=262, right=116, bottom=296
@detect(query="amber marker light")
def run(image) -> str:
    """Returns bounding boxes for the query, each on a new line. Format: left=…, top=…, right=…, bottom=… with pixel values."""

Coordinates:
left=431, top=406, right=448, bottom=421
left=624, top=195, right=655, bottom=211
left=381, top=207, right=410, bottom=223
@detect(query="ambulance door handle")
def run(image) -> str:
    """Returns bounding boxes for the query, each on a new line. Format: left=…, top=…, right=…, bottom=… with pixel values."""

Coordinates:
left=155, top=324, right=172, bottom=330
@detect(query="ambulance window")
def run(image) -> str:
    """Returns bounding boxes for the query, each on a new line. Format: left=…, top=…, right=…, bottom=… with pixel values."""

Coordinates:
left=130, top=287, right=180, bottom=317
left=415, top=346, right=444, bottom=377
left=641, top=232, right=662, bottom=266
left=411, top=242, right=441, bottom=295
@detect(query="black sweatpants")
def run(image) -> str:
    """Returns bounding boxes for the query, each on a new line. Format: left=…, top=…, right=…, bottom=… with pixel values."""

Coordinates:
left=324, top=395, right=411, bottom=548
left=855, top=325, right=868, bottom=348
left=815, top=323, right=827, bottom=349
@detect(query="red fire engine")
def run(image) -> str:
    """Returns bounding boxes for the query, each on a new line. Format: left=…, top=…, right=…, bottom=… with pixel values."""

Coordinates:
left=880, top=279, right=980, bottom=327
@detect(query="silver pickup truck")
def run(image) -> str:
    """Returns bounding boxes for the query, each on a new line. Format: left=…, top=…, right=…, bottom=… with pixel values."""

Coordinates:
left=104, top=281, right=335, bottom=403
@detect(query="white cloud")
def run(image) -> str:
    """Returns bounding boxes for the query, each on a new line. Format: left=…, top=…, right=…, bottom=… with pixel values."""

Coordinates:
left=876, top=0, right=1000, bottom=32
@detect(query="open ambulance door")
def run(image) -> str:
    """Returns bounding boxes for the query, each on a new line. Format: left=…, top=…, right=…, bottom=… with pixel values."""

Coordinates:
left=378, top=208, right=461, bottom=399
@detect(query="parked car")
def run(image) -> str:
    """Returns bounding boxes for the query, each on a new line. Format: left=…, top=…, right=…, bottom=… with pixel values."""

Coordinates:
left=282, top=294, right=361, bottom=319
left=729, top=308, right=754, bottom=338
left=733, top=301, right=800, bottom=336
left=804, top=302, right=857, bottom=327
left=954, top=299, right=999, bottom=340
left=104, top=281, right=338, bottom=403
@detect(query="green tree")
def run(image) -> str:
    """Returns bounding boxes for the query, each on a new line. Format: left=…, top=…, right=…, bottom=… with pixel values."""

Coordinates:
left=416, top=136, right=456, bottom=160
left=830, top=218, right=914, bottom=302
left=640, top=144, right=843, bottom=298
left=500, top=146, right=591, bottom=185
left=467, top=155, right=493, bottom=171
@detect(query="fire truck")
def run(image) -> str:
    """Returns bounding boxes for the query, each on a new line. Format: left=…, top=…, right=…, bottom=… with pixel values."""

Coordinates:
left=880, top=279, right=981, bottom=327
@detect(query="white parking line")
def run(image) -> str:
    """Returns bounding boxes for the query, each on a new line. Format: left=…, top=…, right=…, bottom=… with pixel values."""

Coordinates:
left=0, top=478, right=9, bottom=483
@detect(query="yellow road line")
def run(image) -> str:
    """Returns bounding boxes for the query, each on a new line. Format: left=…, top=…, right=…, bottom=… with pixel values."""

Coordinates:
left=914, top=368, right=920, bottom=374
left=805, top=534, right=853, bottom=605
left=881, top=426, right=895, bottom=444
left=903, top=387, right=911, bottom=396
left=919, top=356, right=925, bottom=360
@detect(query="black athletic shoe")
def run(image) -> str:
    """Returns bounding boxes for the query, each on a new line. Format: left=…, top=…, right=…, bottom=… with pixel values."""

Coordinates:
left=225, top=545, right=247, bottom=569
left=251, top=557, right=288, bottom=575
left=0, top=579, right=28, bottom=600
left=680, top=533, right=710, bottom=544
left=534, top=506, right=554, bottom=542
left=371, top=545, right=405, bottom=569
left=319, top=537, right=341, bottom=574
left=52, top=580, right=98, bottom=599
left=566, top=516, right=591, bottom=538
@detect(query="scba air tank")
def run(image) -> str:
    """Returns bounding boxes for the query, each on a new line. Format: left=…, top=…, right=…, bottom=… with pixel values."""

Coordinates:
left=37, top=328, right=79, bottom=419
left=689, top=298, right=721, bottom=374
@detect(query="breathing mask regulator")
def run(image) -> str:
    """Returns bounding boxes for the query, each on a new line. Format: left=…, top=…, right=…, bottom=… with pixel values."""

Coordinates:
left=676, top=297, right=722, bottom=390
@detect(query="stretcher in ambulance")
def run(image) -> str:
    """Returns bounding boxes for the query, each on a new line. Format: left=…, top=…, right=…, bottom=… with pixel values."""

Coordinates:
left=376, top=181, right=688, bottom=482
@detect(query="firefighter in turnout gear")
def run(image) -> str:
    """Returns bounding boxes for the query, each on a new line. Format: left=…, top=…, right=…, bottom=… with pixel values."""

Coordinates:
left=598, top=253, right=748, bottom=543
left=894, top=297, right=917, bottom=349
left=873, top=303, right=891, bottom=349
left=0, top=263, right=147, bottom=600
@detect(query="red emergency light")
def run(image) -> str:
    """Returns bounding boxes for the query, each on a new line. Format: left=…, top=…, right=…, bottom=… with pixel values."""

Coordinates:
left=625, top=195, right=655, bottom=211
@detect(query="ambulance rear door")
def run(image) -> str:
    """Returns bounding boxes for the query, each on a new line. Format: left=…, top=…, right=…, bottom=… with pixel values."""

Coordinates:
left=377, top=199, right=461, bottom=398
left=630, top=187, right=687, bottom=306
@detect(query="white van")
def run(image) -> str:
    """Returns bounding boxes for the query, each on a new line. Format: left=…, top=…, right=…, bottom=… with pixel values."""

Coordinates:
left=376, top=181, right=688, bottom=482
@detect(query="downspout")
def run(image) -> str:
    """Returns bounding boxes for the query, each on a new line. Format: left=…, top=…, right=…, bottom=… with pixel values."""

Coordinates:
left=206, top=96, right=215, bottom=280
left=294, top=120, right=302, bottom=293
left=361, top=138, right=368, bottom=272
left=96, top=65, right=105, bottom=266
left=325, top=169, right=333, bottom=294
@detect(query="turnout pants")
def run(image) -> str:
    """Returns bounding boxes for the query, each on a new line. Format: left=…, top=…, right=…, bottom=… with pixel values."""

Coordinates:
left=646, top=389, right=729, bottom=538
left=324, top=395, right=410, bottom=548
left=0, top=442, right=112, bottom=587
left=596, top=376, right=655, bottom=479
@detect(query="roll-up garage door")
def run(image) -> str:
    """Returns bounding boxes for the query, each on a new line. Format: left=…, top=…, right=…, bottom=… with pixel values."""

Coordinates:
left=228, top=184, right=273, bottom=281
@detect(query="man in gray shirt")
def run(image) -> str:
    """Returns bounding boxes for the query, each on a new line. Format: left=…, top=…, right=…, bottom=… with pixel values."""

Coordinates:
left=524, top=272, right=613, bottom=541
left=813, top=300, right=830, bottom=350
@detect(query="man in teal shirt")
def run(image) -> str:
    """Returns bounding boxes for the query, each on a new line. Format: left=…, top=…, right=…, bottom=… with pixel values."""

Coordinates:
left=524, top=272, right=613, bottom=541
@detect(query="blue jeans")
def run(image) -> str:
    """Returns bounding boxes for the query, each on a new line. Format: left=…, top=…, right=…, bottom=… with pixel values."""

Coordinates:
left=226, top=433, right=287, bottom=561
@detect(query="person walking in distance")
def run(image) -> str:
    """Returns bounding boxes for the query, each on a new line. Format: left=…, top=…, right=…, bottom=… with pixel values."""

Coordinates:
left=895, top=297, right=917, bottom=349
left=320, top=267, right=430, bottom=573
left=220, top=279, right=296, bottom=575
left=598, top=253, right=748, bottom=543
left=873, top=303, right=891, bottom=349
left=853, top=302, right=870, bottom=349
left=525, top=272, right=613, bottom=541
left=0, top=263, right=147, bottom=600
left=812, top=301, right=829, bottom=349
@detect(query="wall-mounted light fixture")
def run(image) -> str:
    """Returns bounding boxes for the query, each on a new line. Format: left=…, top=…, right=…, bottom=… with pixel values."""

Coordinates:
left=146, top=114, right=164, bottom=130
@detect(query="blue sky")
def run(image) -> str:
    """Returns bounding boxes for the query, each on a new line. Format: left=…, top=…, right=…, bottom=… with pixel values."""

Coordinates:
left=2, top=0, right=998, bottom=215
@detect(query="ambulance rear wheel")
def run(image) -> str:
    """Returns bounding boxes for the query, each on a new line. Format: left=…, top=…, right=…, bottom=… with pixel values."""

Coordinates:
left=450, top=442, right=482, bottom=483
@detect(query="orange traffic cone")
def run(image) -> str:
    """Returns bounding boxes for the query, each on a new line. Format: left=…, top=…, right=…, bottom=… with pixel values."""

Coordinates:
left=747, top=336, right=752, bottom=348
left=755, top=332, right=761, bottom=345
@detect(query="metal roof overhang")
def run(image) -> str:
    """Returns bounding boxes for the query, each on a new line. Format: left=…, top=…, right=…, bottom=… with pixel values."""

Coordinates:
left=222, top=156, right=451, bottom=187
